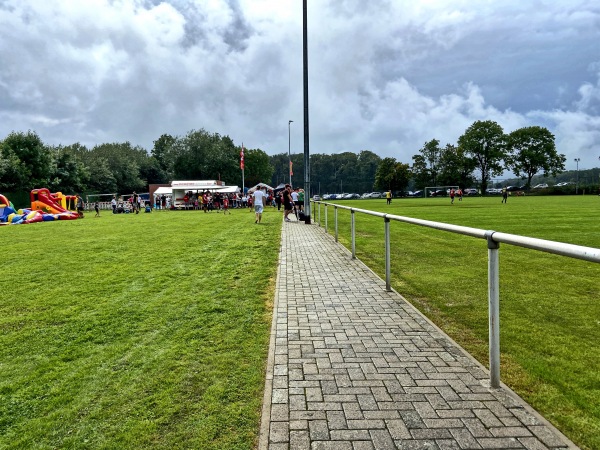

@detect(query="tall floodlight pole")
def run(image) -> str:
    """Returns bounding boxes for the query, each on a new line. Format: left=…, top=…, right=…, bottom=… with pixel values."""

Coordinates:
left=575, top=158, right=580, bottom=194
left=288, top=120, right=293, bottom=186
left=302, top=0, right=311, bottom=223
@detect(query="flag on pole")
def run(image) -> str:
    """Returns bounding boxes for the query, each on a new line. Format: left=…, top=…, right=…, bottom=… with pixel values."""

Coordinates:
left=240, top=143, right=245, bottom=170
left=289, top=161, right=293, bottom=176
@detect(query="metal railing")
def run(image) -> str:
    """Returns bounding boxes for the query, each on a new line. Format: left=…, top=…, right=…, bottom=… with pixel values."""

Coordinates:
left=313, top=201, right=600, bottom=388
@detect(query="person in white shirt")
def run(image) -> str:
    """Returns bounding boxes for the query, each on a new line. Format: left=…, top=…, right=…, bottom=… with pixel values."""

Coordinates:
left=252, top=188, right=266, bottom=224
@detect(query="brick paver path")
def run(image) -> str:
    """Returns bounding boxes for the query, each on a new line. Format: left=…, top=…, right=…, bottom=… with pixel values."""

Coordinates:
left=259, top=220, right=576, bottom=450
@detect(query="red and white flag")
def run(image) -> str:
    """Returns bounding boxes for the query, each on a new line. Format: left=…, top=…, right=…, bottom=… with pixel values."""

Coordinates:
left=240, top=143, right=245, bottom=170
left=289, top=160, right=293, bottom=176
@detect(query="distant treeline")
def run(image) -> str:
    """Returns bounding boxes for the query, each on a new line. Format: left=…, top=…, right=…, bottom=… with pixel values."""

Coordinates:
left=2, top=120, right=591, bottom=205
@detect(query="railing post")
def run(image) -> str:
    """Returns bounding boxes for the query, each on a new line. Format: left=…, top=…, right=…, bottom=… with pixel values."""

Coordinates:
left=334, top=206, right=339, bottom=242
left=485, top=230, right=501, bottom=388
left=324, top=205, right=328, bottom=233
left=385, top=216, right=391, bottom=291
left=318, top=202, right=321, bottom=226
left=351, top=210, right=356, bottom=259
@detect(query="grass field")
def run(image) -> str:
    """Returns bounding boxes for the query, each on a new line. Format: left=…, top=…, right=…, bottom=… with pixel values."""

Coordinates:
left=2, top=195, right=598, bottom=449
left=0, top=206, right=282, bottom=449
left=314, top=194, right=600, bottom=450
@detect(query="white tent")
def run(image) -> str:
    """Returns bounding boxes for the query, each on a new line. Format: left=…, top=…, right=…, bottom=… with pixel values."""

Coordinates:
left=153, top=186, right=172, bottom=195
left=218, top=186, right=241, bottom=193
left=248, top=183, right=274, bottom=193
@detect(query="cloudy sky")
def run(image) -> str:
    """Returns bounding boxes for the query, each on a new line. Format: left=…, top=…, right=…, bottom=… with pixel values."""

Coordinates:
left=1, top=0, right=599, bottom=171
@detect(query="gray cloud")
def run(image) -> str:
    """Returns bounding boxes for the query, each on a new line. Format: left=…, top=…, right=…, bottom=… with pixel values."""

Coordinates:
left=0, top=0, right=598, bottom=171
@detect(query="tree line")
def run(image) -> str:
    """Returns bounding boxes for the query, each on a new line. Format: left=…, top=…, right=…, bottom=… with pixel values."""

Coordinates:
left=372, top=120, right=566, bottom=195
left=0, top=120, right=568, bottom=202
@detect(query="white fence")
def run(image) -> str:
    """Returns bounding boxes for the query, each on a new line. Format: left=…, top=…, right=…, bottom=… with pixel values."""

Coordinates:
left=312, top=201, right=600, bottom=388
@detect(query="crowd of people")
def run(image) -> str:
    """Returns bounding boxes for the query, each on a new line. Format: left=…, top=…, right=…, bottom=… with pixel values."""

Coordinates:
left=149, top=187, right=307, bottom=215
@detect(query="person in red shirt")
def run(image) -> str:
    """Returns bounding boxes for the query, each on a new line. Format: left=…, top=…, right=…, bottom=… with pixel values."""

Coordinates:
left=223, top=196, right=230, bottom=215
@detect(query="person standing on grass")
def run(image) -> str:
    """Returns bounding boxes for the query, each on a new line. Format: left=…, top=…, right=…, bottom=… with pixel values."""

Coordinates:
left=94, top=201, right=100, bottom=217
left=111, top=195, right=117, bottom=214
left=76, top=195, right=85, bottom=218
left=252, top=187, right=266, bottom=224
left=223, top=195, right=230, bottom=215
left=386, top=190, right=392, bottom=205
left=457, top=188, right=463, bottom=201
left=502, top=187, right=508, bottom=203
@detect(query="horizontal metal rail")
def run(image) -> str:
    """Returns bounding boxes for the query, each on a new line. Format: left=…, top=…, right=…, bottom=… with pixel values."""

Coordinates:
left=313, top=201, right=600, bottom=388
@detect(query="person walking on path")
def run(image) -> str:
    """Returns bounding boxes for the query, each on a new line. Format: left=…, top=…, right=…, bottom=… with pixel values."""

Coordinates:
left=298, top=189, right=305, bottom=212
left=252, top=187, right=266, bottom=223
left=283, top=184, right=294, bottom=222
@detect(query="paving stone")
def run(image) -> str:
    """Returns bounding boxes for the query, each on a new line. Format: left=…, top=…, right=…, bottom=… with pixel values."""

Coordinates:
left=259, top=222, right=573, bottom=450
left=309, top=420, right=330, bottom=440
left=270, top=421, right=289, bottom=443
left=290, top=430, right=310, bottom=449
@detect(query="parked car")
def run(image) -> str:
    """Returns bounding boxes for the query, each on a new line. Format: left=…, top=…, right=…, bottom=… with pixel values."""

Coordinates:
left=322, top=194, right=331, bottom=200
left=343, top=193, right=360, bottom=199
left=313, top=195, right=321, bottom=201
left=464, top=188, right=478, bottom=196
left=411, top=190, right=423, bottom=197
left=369, top=192, right=382, bottom=198
left=486, top=188, right=501, bottom=195
left=532, top=183, right=549, bottom=189
left=361, top=193, right=371, bottom=199
left=429, top=189, right=446, bottom=197
left=555, top=182, right=574, bottom=187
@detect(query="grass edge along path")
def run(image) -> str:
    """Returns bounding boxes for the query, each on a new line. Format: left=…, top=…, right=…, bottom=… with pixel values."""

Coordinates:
left=316, top=195, right=599, bottom=450
left=0, top=207, right=282, bottom=449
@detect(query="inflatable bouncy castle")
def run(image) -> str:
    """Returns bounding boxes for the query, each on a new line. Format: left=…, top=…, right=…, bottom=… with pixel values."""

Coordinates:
left=30, top=188, right=78, bottom=214
left=0, top=191, right=79, bottom=225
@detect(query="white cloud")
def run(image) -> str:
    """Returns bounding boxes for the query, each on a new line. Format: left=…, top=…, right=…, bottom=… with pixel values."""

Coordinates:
left=0, top=0, right=598, bottom=169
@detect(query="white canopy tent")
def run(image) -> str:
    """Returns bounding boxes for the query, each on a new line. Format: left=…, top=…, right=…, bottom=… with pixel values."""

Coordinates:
left=153, top=186, right=172, bottom=196
left=248, top=183, right=274, bottom=193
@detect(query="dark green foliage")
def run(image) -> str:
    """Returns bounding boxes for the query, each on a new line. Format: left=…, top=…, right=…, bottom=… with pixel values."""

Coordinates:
left=374, top=157, right=411, bottom=192
left=506, top=126, right=566, bottom=189
left=457, top=120, right=507, bottom=194
left=0, top=131, right=52, bottom=191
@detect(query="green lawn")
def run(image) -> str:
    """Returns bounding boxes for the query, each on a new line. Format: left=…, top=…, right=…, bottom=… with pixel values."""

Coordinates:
left=0, top=206, right=282, bottom=449
left=2, top=196, right=599, bottom=449
left=315, top=194, right=600, bottom=450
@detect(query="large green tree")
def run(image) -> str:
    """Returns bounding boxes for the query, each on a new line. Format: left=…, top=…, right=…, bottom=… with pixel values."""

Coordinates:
left=0, top=131, right=52, bottom=191
left=457, top=120, right=507, bottom=194
left=374, top=157, right=411, bottom=193
left=506, top=126, right=565, bottom=188
left=48, top=146, right=89, bottom=194
left=243, top=147, right=274, bottom=188
left=151, top=134, right=176, bottom=176
left=436, top=144, right=476, bottom=189
left=420, top=139, right=441, bottom=186
left=355, top=150, right=381, bottom=193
